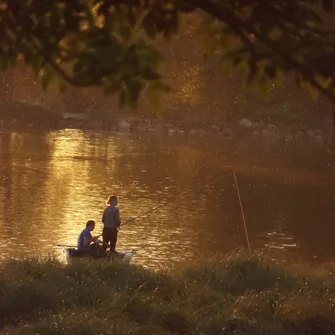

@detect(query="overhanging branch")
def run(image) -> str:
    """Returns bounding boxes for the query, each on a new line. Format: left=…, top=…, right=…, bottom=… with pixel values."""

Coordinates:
left=1, top=10, right=92, bottom=87
left=187, top=0, right=335, bottom=100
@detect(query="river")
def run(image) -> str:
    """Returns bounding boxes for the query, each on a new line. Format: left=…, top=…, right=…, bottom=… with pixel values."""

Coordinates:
left=0, top=129, right=335, bottom=268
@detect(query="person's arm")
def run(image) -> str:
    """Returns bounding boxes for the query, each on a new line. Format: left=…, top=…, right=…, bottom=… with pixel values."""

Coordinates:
left=83, top=236, right=93, bottom=246
left=102, top=208, right=106, bottom=224
left=115, top=208, right=121, bottom=227
left=83, top=233, right=94, bottom=246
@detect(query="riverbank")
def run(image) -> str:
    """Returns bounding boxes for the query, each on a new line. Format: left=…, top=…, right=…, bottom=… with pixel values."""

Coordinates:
left=1, top=116, right=332, bottom=156
left=1, top=251, right=335, bottom=334
left=1, top=101, right=332, bottom=148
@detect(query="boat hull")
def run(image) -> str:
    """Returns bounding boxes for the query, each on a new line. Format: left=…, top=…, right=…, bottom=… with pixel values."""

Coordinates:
left=63, top=248, right=136, bottom=265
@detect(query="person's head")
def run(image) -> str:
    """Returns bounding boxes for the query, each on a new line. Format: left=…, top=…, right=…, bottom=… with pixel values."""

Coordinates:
left=86, top=220, right=95, bottom=231
left=106, top=195, right=118, bottom=206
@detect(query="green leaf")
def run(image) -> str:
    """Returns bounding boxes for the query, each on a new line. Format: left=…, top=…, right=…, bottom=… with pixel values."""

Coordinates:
left=0, top=57, right=9, bottom=71
left=141, top=67, right=160, bottom=80
left=257, top=77, right=271, bottom=100
left=119, top=25, right=131, bottom=41
left=247, top=59, right=258, bottom=85
left=126, top=79, right=142, bottom=108
left=220, top=50, right=245, bottom=68
left=153, top=81, right=170, bottom=93
left=316, top=75, right=332, bottom=89
left=104, top=81, right=121, bottom=95
left=143, top=22, right=157, bottom=39
left=295, top=73, right=302, bottom=86
left=9, top=55, right=18, bottom=68
left=52, top=72, right=68, bottom=94
left=30, top=56, right=43, bottom=75
left=137, top=45, right=162, bottom=67
left=119, top=88, right=128, bottom=108
left=41, top=67, right=55, bottom=90
left=264, top=64, right=277, bottom=80
left=303, top=81, right=320, bottom=100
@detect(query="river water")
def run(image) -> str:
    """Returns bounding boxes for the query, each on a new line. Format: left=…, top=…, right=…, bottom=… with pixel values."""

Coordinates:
left=1, top=129, right=335, bottom=268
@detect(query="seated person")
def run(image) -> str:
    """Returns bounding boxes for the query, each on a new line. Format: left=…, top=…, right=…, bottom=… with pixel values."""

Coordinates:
left=77, top=220, right=101, bottom=251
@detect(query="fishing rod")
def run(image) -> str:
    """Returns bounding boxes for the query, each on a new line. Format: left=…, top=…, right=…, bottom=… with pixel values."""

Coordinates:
left=57, top=244, right=77, bottom=248
left=121, top=172, right=234, bottom=226
left=57, top=234, right=103, bottom=248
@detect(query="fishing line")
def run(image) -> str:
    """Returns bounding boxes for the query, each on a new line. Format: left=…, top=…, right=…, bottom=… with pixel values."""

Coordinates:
left=122, top=171, right=252, bottom=255
left=233, top=172, right=251, bottom=255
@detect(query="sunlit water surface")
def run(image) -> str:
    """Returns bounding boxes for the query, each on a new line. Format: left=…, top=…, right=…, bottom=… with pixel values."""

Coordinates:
left=0, top=129, right=335, bottom=268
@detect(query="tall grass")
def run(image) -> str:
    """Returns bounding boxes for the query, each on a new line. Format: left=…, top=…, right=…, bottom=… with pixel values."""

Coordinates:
left=1, top=250, right=335, bottom=334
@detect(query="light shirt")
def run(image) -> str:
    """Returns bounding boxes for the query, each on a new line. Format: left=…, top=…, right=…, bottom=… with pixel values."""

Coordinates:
left=102, top=206, right=121, bottom=229
left=77, top=227, right=92, bottom=249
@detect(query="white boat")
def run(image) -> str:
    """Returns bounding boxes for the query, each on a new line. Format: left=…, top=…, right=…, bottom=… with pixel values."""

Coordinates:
left=63, top=247, right=137, bottom=265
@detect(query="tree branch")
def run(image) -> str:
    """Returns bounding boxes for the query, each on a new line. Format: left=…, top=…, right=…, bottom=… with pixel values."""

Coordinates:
left=2, top=10, right=92, bottom=87
left=188, top=0, right=335, bottom=100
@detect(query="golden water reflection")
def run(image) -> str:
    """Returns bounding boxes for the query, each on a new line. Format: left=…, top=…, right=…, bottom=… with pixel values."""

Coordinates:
left=0, top=129, right=335, bottom=268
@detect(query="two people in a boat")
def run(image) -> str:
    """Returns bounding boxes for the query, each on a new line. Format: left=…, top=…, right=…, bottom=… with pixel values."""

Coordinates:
left=77, top=195, right=121, bottom=253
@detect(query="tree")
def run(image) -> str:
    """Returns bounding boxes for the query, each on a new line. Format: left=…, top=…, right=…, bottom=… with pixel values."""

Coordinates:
left=1, top=0, right=335, bottom=114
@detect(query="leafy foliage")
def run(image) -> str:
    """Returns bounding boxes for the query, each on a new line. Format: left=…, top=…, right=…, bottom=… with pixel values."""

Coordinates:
left=1, top=0, right=335, bottom=107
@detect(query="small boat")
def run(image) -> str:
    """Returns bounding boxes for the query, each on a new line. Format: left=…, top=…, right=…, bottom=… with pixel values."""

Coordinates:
left=63, top=248, right=137, bottom=265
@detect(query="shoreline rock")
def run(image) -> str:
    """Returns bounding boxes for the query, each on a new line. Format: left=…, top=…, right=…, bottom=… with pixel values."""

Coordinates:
left=0, top=114, right=332, bottom=149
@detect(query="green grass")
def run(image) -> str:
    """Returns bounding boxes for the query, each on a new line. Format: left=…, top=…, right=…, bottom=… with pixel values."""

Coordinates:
left=1, top=250, right=335, bottom=334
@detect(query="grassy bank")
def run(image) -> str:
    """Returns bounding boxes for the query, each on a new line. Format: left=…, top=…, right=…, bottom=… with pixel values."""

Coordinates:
left=1, top=251, right=335, bottom=335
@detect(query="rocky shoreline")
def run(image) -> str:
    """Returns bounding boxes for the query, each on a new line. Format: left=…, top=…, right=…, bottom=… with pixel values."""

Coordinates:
left=1, top=115, right=332, bottom=148
left=79, top=117, right=332, bottom=146
left=1, top=101, right=332, bottom=148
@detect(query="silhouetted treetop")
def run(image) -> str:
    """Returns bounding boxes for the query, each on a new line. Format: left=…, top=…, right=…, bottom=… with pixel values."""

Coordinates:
left=1, top=0, right=335, bottom=107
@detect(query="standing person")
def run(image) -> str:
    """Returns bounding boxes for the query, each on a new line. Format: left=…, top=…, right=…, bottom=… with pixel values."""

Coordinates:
left=102, top=195, right=121, bottom=252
